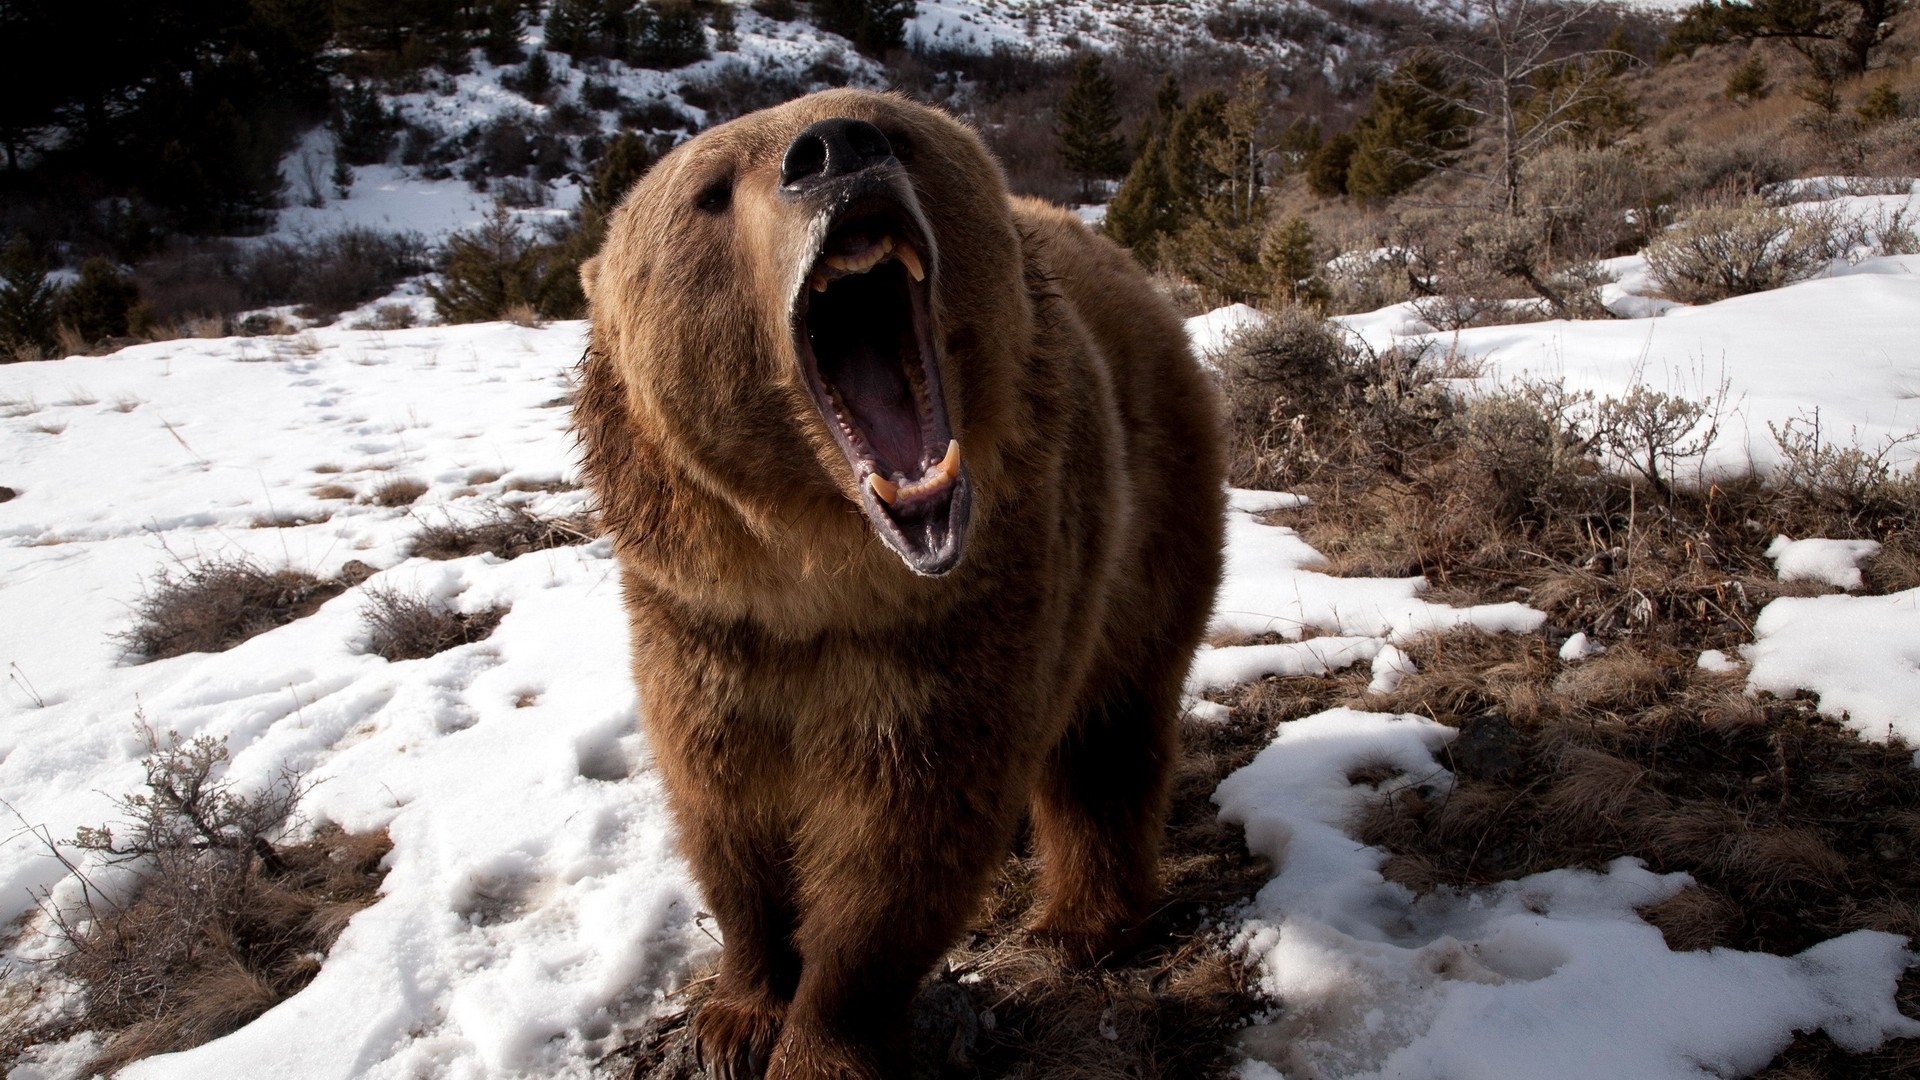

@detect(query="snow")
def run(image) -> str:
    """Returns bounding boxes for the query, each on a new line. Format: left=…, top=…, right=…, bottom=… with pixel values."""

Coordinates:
left=1, top=322, right=709, bottom=1077
left=1216, top=709, right=1920, bottom=1080
left=1186, top=303, right=1268, bottom=361
left=1558, top=631, right=1604, bottom=660
left=1765, top=534, right=1882, bottom=590
left=1743, top=588, right=1920, bottom=761
left=1326, top=191, right=1920, bottom=479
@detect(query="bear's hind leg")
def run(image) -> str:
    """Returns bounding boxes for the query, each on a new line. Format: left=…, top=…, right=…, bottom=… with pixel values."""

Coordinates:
left=1028, top=672, right=1180, bottom=962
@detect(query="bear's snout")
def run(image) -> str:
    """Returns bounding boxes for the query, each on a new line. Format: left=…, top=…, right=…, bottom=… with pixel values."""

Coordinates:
left=780, top=117, right=896, bottom=191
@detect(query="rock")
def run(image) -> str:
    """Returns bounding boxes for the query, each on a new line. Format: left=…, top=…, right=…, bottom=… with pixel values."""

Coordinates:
left=1446, top=710, right=1527, bottom=783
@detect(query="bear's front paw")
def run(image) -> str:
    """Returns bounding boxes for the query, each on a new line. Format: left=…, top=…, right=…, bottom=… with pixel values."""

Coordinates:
left=763, top=1024, right=884, bottom=1080
left=692, top=991, right=786, bottom=1080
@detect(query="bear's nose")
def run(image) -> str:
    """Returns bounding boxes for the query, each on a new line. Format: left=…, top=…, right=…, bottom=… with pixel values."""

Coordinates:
left=781, top=118, right=894, bottom=189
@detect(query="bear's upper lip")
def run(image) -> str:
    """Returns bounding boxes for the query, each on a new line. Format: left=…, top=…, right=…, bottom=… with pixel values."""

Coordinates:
left=790, top=191, right=969, bottom=577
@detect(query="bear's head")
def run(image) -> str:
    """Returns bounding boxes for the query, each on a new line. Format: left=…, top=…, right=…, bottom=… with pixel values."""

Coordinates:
left=583, top=90, right=1031, bottom=579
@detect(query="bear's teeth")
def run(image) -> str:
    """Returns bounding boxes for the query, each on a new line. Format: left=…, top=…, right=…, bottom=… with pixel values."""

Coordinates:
left=868, top=472, right=900, bottom=504
left=894, top=241, right=925, bottom=282
left=811, top=270, right=829, bottom=292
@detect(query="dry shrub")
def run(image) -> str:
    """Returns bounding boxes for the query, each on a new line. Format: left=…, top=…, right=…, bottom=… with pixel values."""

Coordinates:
left=118, top=558, right=346, bottom=662
left=30, top=727, right=389, bottom=1075
left=368, top=477, right=428, bottom=507
left=1214, top=308, right=1450, bottom=491
left=1644, top=200, right=1831, bottom=303
left=360, top=587, right=506, bottom=661
left=407, top=505, right=594, bottom=560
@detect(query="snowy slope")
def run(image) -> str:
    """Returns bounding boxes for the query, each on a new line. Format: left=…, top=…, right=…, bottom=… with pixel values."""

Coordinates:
left=3, top=288, right=1917, bottom=1076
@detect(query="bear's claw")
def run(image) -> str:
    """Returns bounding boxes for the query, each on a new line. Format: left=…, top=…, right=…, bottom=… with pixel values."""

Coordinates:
left=691, top=992, right=785, bottom=1080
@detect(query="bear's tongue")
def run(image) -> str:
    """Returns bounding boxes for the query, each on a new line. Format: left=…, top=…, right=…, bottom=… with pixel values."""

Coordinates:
left=821, top=340, right=921, bottom=473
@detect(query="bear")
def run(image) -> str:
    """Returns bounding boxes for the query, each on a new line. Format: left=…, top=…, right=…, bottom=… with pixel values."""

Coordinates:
left=573, top=89, right=1226, bottom=1079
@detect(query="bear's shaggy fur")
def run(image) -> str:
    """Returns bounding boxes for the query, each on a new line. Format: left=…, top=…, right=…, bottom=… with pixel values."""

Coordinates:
left=574, top=90, right=1225, bottom=1079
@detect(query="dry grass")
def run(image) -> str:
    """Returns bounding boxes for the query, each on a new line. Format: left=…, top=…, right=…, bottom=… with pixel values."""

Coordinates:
left=359, top=586, right=507, bottom=662
left=407, top=505, right=595, bottom=560
left=612, top=707, right=1277, bottom=1080
left=368, top=477, right=428, bottom=507
left=118, top=558, right=347, bottom=662
left=1211, top=314, right=1920, bottom=1072
left=310, top=483, right=356, bottom=500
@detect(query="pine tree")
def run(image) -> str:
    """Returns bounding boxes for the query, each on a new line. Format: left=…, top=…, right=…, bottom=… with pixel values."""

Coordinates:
left=712, top=2, right=739, bottom=50
left=814, top=0, right=915, bottom=55
left=1304, top=131, right=1355, bottom=197
left=1346, top=53, right=1471, bottom=204
left=1261, top=216, right=1325, bottom=306
left=585, top=133, right=657, bottom=216
left=1857, top=82, right=1902, bottom=122
left=1725, top=56, right=1771, bottom=102
left=0, top=236, right=59, bottom=359
left=632, top=1, right=709, bottom=68
left=482, top=0, right=528, bottom=62
left=53, top=259, right=139, bottom=344
left=1056, top=53, right=1127, bottom=202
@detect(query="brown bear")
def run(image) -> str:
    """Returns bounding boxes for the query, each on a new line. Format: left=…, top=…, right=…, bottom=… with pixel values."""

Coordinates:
left=573, top=89, right=1225, bottom=1079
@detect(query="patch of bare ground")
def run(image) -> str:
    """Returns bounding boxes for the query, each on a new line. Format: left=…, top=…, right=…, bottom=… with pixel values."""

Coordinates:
left=407, top=505, right=595, bottom=560
left=1212, top=309, right=1920, bottom=1074
left=0, top=728, right=389, bottom=1076
left=609, top=706, right=1278, bottom=1080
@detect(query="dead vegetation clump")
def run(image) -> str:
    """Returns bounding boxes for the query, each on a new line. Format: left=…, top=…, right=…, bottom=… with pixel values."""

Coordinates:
left=118, top=558, right=348, bottom=662
left=407, top=505, right=595, bottom=560
left=614, top=707, right=1277, bottom=1080
left=1213, top=305, right=1920, bottom=1072
left=359, top=586, right=507, bottom=661
left=368, top=477, right=429, bottom=507
left=5, top=726, right=389, bottom=1075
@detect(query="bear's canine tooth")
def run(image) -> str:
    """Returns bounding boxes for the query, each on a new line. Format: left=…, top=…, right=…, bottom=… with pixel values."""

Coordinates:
left=811, top=270, right=829, bottom=292
left=867, top=472, right=900, bottom=504
left=894, top=241, right=925, bottom=282
left=936, top=439, right=959, bottom=479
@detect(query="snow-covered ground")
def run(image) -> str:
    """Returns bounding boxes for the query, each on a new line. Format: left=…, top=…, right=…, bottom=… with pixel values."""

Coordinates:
left=5, top=184, right=1920, bottom=1076
left=1325, top=185, right=1920, bottom=479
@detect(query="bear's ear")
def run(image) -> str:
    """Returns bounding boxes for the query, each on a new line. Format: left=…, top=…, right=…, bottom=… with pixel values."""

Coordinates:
left=578, top=255, right=603, bottom=302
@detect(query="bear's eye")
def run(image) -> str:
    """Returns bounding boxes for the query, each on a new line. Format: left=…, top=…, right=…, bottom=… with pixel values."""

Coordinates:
left=695, top=176, right=734, bottom=214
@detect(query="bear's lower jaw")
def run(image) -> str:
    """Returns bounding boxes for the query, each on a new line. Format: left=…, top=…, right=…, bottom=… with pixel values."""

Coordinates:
left=793, top=198, right=969, bottom=577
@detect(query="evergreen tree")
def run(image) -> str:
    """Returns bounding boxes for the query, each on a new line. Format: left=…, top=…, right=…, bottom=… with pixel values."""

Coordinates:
left=632, top=1, right=710, bottom=68
left=53, top=259, right=140, bottom=344
left=482, top=0, right=528, bottom=62
left=1346, top=53, right=1471, bottom=204
left=1857, top=82, right=1902, bottom=122
left=0, top=237, right=59, bottom=358
left=1261, top=215, right=1327, bottom=307
left=1056, top=53, right=1127, bottom=201
left=712, top=2, right=739, bottom=50
left=1304, top=130, right=1355, bottom=197
left=814, top=0, right=915, bottom=55
left=1724, top=55, right=1771, bottom=101
left=428, top=206, right=583, bottom=322
left=1664, top=0, right=1905, bottom=76
left=1104, top=136, right=1176, bottom=263
left=585, top=133, right=658, bottom=216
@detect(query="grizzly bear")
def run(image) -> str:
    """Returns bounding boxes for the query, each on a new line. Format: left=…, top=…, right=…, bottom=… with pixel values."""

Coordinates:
left=574, top=89, right=1225, bottom=1079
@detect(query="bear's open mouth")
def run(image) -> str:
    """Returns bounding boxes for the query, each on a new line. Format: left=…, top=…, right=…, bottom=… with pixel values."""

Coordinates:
left=793, top=200, right=969, bottom=576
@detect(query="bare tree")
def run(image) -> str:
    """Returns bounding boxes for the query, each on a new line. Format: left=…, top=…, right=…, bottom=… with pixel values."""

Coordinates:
left=1410, top=0, right=1638, bottom=213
